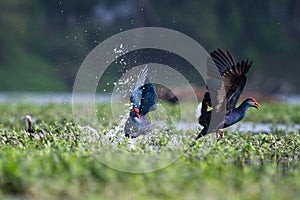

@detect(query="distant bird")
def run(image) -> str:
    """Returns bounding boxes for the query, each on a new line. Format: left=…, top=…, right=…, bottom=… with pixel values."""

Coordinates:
left=23, top=115, right=45, bottom=139
left=23, top=115, right=35, bottom=133
left=124, top=66, right=158, bottom=138
left=196, top=48, right=260, bottom=140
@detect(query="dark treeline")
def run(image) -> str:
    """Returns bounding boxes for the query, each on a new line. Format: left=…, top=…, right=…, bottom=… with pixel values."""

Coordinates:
left=0, top=0, right=299, bottom=94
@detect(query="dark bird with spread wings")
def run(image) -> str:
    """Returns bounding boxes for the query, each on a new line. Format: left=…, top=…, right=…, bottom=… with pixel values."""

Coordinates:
left=196, top=49, right=260, bottom=140
left=124, top=66, right=158, bottom=138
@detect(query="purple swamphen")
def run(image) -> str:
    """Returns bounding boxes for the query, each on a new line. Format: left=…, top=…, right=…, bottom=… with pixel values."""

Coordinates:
left=196, top=49, right=260, bottom=140
left=124, top=66, right=158, bottom=138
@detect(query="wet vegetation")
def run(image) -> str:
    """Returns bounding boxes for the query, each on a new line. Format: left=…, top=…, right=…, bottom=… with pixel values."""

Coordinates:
left=0, top=102, right=299, bottom=199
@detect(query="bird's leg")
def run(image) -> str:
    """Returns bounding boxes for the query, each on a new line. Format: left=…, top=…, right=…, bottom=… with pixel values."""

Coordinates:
left=217, top=130, right=224, bottom=141
left=195, top=127, right=208, bottom=140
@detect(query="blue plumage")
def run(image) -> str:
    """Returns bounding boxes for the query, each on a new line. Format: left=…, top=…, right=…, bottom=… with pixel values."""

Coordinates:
left=124, top=66, right=158, bottom=138
left=223, top=99, right=259, bottom=128
left=130, top=83, right=157, bottom=114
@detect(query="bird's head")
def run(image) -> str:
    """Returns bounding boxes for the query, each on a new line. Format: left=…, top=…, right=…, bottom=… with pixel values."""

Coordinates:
left=132, top=107, right=140, bottom=118
left=23, top=115, right=32, bottom=124
left=246, top=97, right=260, bottom=109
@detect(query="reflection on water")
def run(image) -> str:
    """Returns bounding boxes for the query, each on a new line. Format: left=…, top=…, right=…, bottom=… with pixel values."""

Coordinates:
left=228, top=122, right=300, bottom=133
left=154, top=121, right=300, bottom=133
left=1, top=93, right=299, bottom=133
left=0, top=92, right=299, bottom=104
left=0, top=92, right=113, bottom=104
left=277, top=94, right=300, bottom=104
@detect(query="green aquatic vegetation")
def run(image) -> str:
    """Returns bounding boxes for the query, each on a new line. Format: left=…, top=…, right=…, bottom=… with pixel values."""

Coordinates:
left=245, top=103, right=300, bottom=124
left=0, top=102, right=299, bottom=199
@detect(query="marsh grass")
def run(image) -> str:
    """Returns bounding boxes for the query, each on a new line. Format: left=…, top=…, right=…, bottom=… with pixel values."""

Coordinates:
left=0, top=102, right=299, bottom=199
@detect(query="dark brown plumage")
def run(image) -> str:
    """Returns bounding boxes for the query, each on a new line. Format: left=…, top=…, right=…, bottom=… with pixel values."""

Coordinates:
left=210, top=48, right=253, bottom=113
left=196, top=49, right=260, bottom=140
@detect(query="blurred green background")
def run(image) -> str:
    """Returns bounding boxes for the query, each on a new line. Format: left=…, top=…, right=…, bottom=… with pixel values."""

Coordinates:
left=0, top=0, right=299, bottom=94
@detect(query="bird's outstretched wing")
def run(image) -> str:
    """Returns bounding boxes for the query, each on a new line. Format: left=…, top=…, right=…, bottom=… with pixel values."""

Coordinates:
left=130, top=65, right=157, bottom=114
left=206, top=56, right=226, bottom=112
left=196, top=56, right=226, bottom=139
left=130, top=65, right=148, bottom=108
left=134, top=65, right=148, bottom=91
left=210, top=48, right=253, bottom=112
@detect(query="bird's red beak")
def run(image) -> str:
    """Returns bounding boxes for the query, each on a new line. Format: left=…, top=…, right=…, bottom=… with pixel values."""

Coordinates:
left=254, top=101, right=261, bottom=109
left=133, top=108, right=140, bottom=118
left=249, top=97, right=261, bottom=109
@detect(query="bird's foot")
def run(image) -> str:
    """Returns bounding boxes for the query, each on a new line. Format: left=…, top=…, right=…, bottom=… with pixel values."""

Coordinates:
left=217, top=130, right=224, bottom=141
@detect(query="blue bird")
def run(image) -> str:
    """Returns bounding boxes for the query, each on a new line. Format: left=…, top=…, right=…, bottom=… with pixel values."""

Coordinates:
left=124, top=66, right=158, bottom=138
left=196, top=49, right=260, bottom=140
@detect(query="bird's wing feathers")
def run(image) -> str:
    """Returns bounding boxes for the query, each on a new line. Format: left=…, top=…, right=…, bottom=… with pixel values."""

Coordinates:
left=211, top=49, right=235, bottom=73
left=140, top=83, right=157, bottom=115
left=130, top=65, right=149, bottom=107
left=210, top=49, right=252, bottom=112
left=134, top=65, right=148, bottom=91
left=206, top=57, right=226, bottom=112
left=130, top=65, right=157, bottom=115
